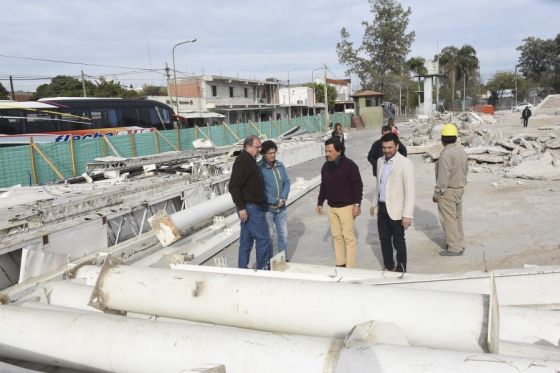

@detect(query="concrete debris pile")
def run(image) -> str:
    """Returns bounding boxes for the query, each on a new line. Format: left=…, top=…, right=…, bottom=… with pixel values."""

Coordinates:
left=405, top=112, right=560, bottom=181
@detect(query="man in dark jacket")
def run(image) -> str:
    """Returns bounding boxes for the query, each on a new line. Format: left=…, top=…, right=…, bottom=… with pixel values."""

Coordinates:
left=521, top=106, right=532, bottom=128
left=228, top=135, right=272, bottom=270
left=367, top=125, right=408, bottom=177
left=315, top=138, right=363, bottom=268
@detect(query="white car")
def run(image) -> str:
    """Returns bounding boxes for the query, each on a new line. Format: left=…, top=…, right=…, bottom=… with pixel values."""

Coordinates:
left=512, top=103, right=534, bottom=112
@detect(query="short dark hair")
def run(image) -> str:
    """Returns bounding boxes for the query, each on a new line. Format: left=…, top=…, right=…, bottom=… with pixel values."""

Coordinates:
left=260, top=140, right=277, bottom=155
left=380, top=132, right=399, bottom=145
left=243, top=135, right=260, bottom=149
left=441, top=135, right=457, bottom=144
left=381, top=125, right=391, bottom=134
left=325, top=137, right=345, bottom=153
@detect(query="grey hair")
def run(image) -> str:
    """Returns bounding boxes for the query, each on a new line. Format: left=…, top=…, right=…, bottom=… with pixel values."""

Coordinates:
left=243, top=135, right=260, bottom=148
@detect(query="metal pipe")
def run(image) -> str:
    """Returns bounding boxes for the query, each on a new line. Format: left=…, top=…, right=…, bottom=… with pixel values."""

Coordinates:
left=90, top=259, right=490, bottom=353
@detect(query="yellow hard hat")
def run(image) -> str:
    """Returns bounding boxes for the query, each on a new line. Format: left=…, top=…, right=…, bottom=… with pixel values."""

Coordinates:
left=441, top=123, right=458, bottom=137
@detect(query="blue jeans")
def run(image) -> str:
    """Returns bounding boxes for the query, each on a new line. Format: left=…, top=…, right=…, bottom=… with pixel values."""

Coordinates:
left=265, top=207, right=288, bottom=255
left=238, top=203, right=272, bottom=270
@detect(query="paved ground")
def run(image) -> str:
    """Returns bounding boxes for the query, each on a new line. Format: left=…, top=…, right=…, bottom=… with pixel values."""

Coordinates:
left=214, top=110, right=560, bottom=273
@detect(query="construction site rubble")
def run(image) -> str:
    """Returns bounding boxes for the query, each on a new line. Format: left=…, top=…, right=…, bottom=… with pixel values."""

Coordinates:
left=404, top=111, right=560, bottom=180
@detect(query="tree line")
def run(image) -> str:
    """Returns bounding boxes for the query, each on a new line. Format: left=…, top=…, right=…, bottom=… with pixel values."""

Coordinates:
left=336, top=0, right=560, bottom=112
left=0, top=76, right=166, bottom=101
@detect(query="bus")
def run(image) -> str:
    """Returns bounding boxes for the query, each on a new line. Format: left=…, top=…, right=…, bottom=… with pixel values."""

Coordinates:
left=0, top=98, right=185, bottom=145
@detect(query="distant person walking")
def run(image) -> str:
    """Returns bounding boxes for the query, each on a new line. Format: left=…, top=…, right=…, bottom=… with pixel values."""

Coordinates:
left=432, top=124, right=469, bottom=256
left=370, top=133, right=415, bottom=273
left=316, top=138, right=363, bottom=268
left=367, top=124, right=407, bottom=177
left=521, top=106, right=532, bottom=128
left=229, top=135, right=272, bottom=269
left=258, top=140, right=291, bottom=258
left=331, top=123, right=345, bottom=145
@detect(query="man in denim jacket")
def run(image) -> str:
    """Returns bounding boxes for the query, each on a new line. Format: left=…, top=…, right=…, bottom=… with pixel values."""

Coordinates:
left=258, top=140, right=291, bottom=258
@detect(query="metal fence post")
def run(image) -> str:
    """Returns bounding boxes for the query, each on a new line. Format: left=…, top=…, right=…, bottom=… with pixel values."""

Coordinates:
left=69, top=136, right=77, bottom=177
left=29, top=137, right=38, bottom=185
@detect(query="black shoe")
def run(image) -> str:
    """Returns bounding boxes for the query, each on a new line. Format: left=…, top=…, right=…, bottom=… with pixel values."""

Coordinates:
left=336, top=264, right=346, bottom=267
left=439, top=248, right=465, bottom=256
left=394, top=263, right=406, bottom=273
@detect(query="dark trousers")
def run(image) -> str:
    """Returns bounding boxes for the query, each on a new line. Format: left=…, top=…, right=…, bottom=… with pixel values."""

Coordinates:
left=377, top=202, right=407, bottom=271
left=523, top=118, right=528, bottom=127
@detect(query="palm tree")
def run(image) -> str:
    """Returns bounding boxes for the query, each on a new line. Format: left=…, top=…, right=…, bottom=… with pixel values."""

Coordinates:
left=406, top=57, right=427, bottom=112
left=439, top=45, right=479, bottom=110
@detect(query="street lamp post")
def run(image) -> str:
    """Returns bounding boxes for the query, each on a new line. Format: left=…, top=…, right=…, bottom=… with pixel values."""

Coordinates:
left=172, top=38, right=197, bottom=114
left=311, top=67, right=323, bottom=117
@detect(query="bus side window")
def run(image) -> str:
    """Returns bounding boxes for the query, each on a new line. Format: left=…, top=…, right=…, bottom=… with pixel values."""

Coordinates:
left=25, top=112, right=56, bottom=133
left=0, top=110, right=25, bottom=134
left=118, top=108, right=140, bottom=126
left=91, top=109, right=118, bottom=128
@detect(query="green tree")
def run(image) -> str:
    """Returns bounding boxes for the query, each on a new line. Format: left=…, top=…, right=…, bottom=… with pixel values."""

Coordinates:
left=336, top=0, right=415, bottom=93
left=485, top=72, right=526, bottom=107
left=404, top=57, right=427, bottom=111
left=0, top=82, right=9, bottom=99
left=94, top=78, right=138, bottom=98
left=439, top=45, right=479, bottom=110
left=31, top=75, right=96, bottom=100
left=517, top=34, right=560, bottom=94
left=141, top=85, right=166, bottom=96
left=305, top=82, right=337, bottom=111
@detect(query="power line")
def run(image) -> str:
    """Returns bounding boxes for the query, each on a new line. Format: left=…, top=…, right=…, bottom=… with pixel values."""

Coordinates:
left=0, top=53, right=164, bottom=72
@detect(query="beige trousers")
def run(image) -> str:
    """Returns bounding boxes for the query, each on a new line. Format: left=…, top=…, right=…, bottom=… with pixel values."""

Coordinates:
left=437, top=188, right=465, bottom=252
left=327, top=205, right=356, bottom=267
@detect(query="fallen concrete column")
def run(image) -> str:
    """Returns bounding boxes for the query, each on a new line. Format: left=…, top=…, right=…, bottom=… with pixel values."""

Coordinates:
left=149, top=193, right=235, bottom=247
left=89, top=258, right=491, bottom=353
left=0, top=305, right=343, bottom=373
left=271, top=257, right=560, bottom=307
left=1, top=306, right=558, bottom=373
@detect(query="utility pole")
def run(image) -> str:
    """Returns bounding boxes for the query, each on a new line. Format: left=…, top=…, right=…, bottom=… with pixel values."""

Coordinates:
left=287, top=70, right=291, bottom=120
left=81, top=70, right=87, bottom=97
left=323, top=64, right=329, bottom=131
left=165, top=62, right=173, bottom=108
left=9, top=75, right=15, bottom=100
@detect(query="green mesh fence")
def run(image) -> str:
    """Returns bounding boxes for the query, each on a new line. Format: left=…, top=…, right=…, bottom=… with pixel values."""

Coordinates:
left=0, top=114, right=351, bottom=187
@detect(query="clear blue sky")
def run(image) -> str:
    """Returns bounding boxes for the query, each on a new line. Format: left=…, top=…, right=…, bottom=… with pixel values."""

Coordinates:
left=1, top=0, right=558, bottom=92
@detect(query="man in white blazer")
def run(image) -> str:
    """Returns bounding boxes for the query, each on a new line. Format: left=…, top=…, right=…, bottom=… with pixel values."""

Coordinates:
left=370, top=132, right=415, bottom=272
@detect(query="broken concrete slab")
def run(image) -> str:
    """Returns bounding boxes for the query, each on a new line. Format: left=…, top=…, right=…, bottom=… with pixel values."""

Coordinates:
left=468, top=154, right=507, bottom=164
left=546, top=139, right=560, bottom=149
left=506, top=151, right=560, bottom=181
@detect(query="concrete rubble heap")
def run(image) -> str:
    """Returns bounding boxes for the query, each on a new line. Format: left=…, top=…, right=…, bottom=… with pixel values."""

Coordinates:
left=405, top=111, right=560, bottom=181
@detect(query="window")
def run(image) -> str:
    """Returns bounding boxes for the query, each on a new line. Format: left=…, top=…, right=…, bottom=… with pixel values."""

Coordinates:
left=212, top=85, right=217, bottom=97
left=118, top=108, right=140, bottom=126
left=365, top=98, right=373, bottom=107
left=244, top=88, right=248, bottom=98
left=229, top=87, right=234, bottom=98
left=0, top=109, right=25, bottom=134
left=91, top=109, right=118, bottom=128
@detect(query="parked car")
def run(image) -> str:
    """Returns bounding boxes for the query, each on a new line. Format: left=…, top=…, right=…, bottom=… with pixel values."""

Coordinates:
left=512, top=103, right=534, bottom=112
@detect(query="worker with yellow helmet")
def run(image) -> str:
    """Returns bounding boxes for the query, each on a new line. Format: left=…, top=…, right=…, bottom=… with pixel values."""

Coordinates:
left=432, top=123, right=469, bottom=256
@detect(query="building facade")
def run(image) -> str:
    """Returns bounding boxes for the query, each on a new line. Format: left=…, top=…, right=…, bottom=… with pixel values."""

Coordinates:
left=167, top=75, right=280, bottom=125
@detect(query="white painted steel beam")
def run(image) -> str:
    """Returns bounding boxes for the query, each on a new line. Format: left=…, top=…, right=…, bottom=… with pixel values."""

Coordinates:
left=90, top=258, right=490, bottom=353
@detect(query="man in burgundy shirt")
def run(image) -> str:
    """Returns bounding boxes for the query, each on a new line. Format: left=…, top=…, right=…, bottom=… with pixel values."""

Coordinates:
left=315, top=138, right=363, bottom=267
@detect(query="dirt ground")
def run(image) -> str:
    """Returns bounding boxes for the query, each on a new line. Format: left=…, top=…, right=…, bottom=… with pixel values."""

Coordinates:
left=216, top=110, right=560, bottom=274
